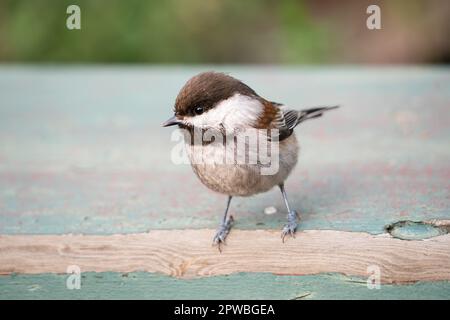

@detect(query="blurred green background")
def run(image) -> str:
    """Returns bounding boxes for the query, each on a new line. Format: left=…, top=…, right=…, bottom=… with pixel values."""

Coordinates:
left=0, top=0, right=448, bottom=64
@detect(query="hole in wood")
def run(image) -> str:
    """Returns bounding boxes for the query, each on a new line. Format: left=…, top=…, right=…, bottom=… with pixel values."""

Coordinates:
left=386, top=220, right=449, bottom=240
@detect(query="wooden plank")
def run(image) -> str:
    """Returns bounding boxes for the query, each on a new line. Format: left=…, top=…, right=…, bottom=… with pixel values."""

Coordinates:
left=1, top=228, right=449, bottom=284
left=1, top=272, right=450, bottom=300
left=0, top=67, right=449, bottom=235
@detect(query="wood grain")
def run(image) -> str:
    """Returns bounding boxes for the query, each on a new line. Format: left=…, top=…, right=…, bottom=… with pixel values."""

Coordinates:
left=1, top=229, right=449, bottom=284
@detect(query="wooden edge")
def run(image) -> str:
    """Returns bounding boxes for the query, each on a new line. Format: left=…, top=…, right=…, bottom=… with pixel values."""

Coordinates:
left=1, top=228, right=449, bottom=284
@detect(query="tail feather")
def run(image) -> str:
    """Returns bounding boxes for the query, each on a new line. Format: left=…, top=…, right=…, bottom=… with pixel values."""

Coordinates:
left=275, top=103, right=339, bottom=131
left=277, top=105, right=339, bottom=141
left=296, top=105, right=339, bottom=126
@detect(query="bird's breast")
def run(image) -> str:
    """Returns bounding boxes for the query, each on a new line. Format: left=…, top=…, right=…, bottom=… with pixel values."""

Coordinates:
left=185, top=133, right=299, bottom=196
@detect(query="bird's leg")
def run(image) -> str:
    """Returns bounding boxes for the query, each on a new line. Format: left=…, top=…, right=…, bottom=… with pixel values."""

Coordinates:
left=279, top=183, right=299, bottom=242
left=212, top=195, right=233, bottom=251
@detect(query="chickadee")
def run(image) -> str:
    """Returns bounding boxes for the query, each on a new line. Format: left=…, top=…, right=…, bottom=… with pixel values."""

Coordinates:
left=163, top=72, right=338, bottom=250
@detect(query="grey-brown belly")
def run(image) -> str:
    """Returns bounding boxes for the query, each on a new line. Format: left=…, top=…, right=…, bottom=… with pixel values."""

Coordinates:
left=187, top=135, right=299, bottom=196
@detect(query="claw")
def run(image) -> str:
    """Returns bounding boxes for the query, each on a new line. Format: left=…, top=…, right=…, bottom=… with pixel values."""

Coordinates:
left=212, top=216, right=234, bottom=252
left=213, top=236, right=227, bottom=252
left=213, top=240, right=225, bottom=253
left=281, top=210, right=298, bottom=243
left=281, top=226, right=296, bottom=243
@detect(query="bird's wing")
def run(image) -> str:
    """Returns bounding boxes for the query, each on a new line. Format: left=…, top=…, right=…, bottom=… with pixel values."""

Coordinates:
left=269, top=102, right=339, bottom=141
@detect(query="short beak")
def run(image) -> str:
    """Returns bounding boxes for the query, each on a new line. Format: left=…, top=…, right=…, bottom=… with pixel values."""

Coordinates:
left=162, top=115, right=181, bottom=127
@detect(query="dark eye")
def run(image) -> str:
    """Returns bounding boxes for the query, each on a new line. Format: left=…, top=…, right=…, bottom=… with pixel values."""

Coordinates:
left=194, top=106, right=204, bottom=115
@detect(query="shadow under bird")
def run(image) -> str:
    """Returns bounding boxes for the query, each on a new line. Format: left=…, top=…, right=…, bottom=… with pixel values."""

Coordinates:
left=163, top=72, right=338, bottom=250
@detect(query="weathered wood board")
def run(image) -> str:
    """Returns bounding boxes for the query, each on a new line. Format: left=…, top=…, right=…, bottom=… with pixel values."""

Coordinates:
left=1, top=229, right=450, bottom=283
left=0, top=66, right=449, bottom=299
left=1, top=273, right=449, bottom=300
left=0, top=66, right=448, bottom=235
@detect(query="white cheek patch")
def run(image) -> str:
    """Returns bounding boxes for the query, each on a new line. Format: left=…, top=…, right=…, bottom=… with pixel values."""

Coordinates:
left=184, top=93, right=263, bottom=131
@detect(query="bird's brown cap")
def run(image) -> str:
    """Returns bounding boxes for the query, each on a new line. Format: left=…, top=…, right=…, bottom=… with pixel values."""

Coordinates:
left=174, top=72, right=257, bottom=117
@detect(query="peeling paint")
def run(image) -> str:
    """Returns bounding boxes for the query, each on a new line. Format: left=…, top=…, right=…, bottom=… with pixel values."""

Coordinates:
left=386, top=220, right=449, bottom=240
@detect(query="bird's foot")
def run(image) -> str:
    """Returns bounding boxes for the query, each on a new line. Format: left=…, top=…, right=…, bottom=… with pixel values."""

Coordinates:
left=212, top=216, right=234, bottom=252
left=281, top=210, right=299, bottom=243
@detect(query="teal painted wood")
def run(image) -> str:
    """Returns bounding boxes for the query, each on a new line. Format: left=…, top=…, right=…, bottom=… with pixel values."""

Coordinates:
left=1, top=272, right=449, bottom=300
left=0, top=66, right=449, bottom=235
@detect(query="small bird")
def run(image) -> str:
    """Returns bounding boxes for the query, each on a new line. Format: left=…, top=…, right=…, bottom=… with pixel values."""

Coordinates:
left=163, top=72, right=338, bottom=250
